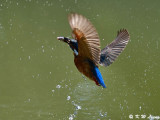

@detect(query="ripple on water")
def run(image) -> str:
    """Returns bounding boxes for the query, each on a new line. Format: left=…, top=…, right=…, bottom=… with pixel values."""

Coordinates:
left=72, top=81, right=99, bottom=102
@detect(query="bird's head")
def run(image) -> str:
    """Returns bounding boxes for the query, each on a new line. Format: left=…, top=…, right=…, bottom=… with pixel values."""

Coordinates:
left=57, top=36, right=78, bottom=55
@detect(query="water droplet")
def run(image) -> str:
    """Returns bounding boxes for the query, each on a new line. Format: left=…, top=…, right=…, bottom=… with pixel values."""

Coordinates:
left=104, top=112, right=107, bottom=117
left=25, top=98, right=31, bottom=103
left=99, top=112, right=104, bottom=117
left=69, top=114, right=75, bottom=120
left=76, top=105, right=81, bottom=110
left=56, top=85, right=61, bottom=89
left=139, top=106, right=142, bottom=111
left=65, top=84, right=68, bottom=88
left=52, top=89, right=55, bottom=93
left=67, top=96, right=71, bottom=100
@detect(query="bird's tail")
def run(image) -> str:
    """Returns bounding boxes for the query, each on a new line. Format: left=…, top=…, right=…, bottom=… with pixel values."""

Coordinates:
left=93, top=66, right=106, bottom=88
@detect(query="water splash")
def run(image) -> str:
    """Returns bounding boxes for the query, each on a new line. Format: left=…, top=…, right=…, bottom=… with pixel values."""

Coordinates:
left=68, top=101, right=82, bottom=120
left=69, top=114, right=75, bottom=120
left=99, top=111, right=107, bottom=118
left=72, top=101, right=81, bottom=110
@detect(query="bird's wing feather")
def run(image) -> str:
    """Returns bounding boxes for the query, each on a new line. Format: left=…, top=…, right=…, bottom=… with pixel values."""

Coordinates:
left=100, top=29, right=130, bottom=67
left=68, top=13, right=101, bottom=66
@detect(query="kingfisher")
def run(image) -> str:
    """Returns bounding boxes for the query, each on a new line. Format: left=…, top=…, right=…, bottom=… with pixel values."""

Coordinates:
left=57, top=13, right=130, bottom=88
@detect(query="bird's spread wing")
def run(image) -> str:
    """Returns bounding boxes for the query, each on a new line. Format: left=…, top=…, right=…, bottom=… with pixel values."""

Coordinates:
left=68, top=13, right=101, bottom=66
left=100, top=29, right=130, bottom=67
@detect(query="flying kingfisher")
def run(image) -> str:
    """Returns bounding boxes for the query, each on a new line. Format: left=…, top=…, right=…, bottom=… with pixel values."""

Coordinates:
left=57, top=13, right=130, bottom=88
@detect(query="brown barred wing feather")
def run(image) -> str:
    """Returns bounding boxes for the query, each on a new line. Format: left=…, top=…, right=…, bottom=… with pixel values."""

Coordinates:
left=68, top=13, right=101, bottom=66
left=100, top=29, right=130, bottom=67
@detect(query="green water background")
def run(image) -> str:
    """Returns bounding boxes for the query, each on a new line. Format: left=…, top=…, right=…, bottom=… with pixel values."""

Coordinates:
left=0, top=0, right=160, bottom=120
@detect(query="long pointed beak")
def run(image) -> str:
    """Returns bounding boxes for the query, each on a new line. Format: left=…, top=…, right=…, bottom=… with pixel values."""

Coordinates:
left=57, top=37, right=65, bottom=41
left=57, top=37, right=70, bottom=44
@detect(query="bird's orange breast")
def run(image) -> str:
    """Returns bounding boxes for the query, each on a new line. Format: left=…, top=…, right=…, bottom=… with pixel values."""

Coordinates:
left=74, top=56, right=95, bottom=81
